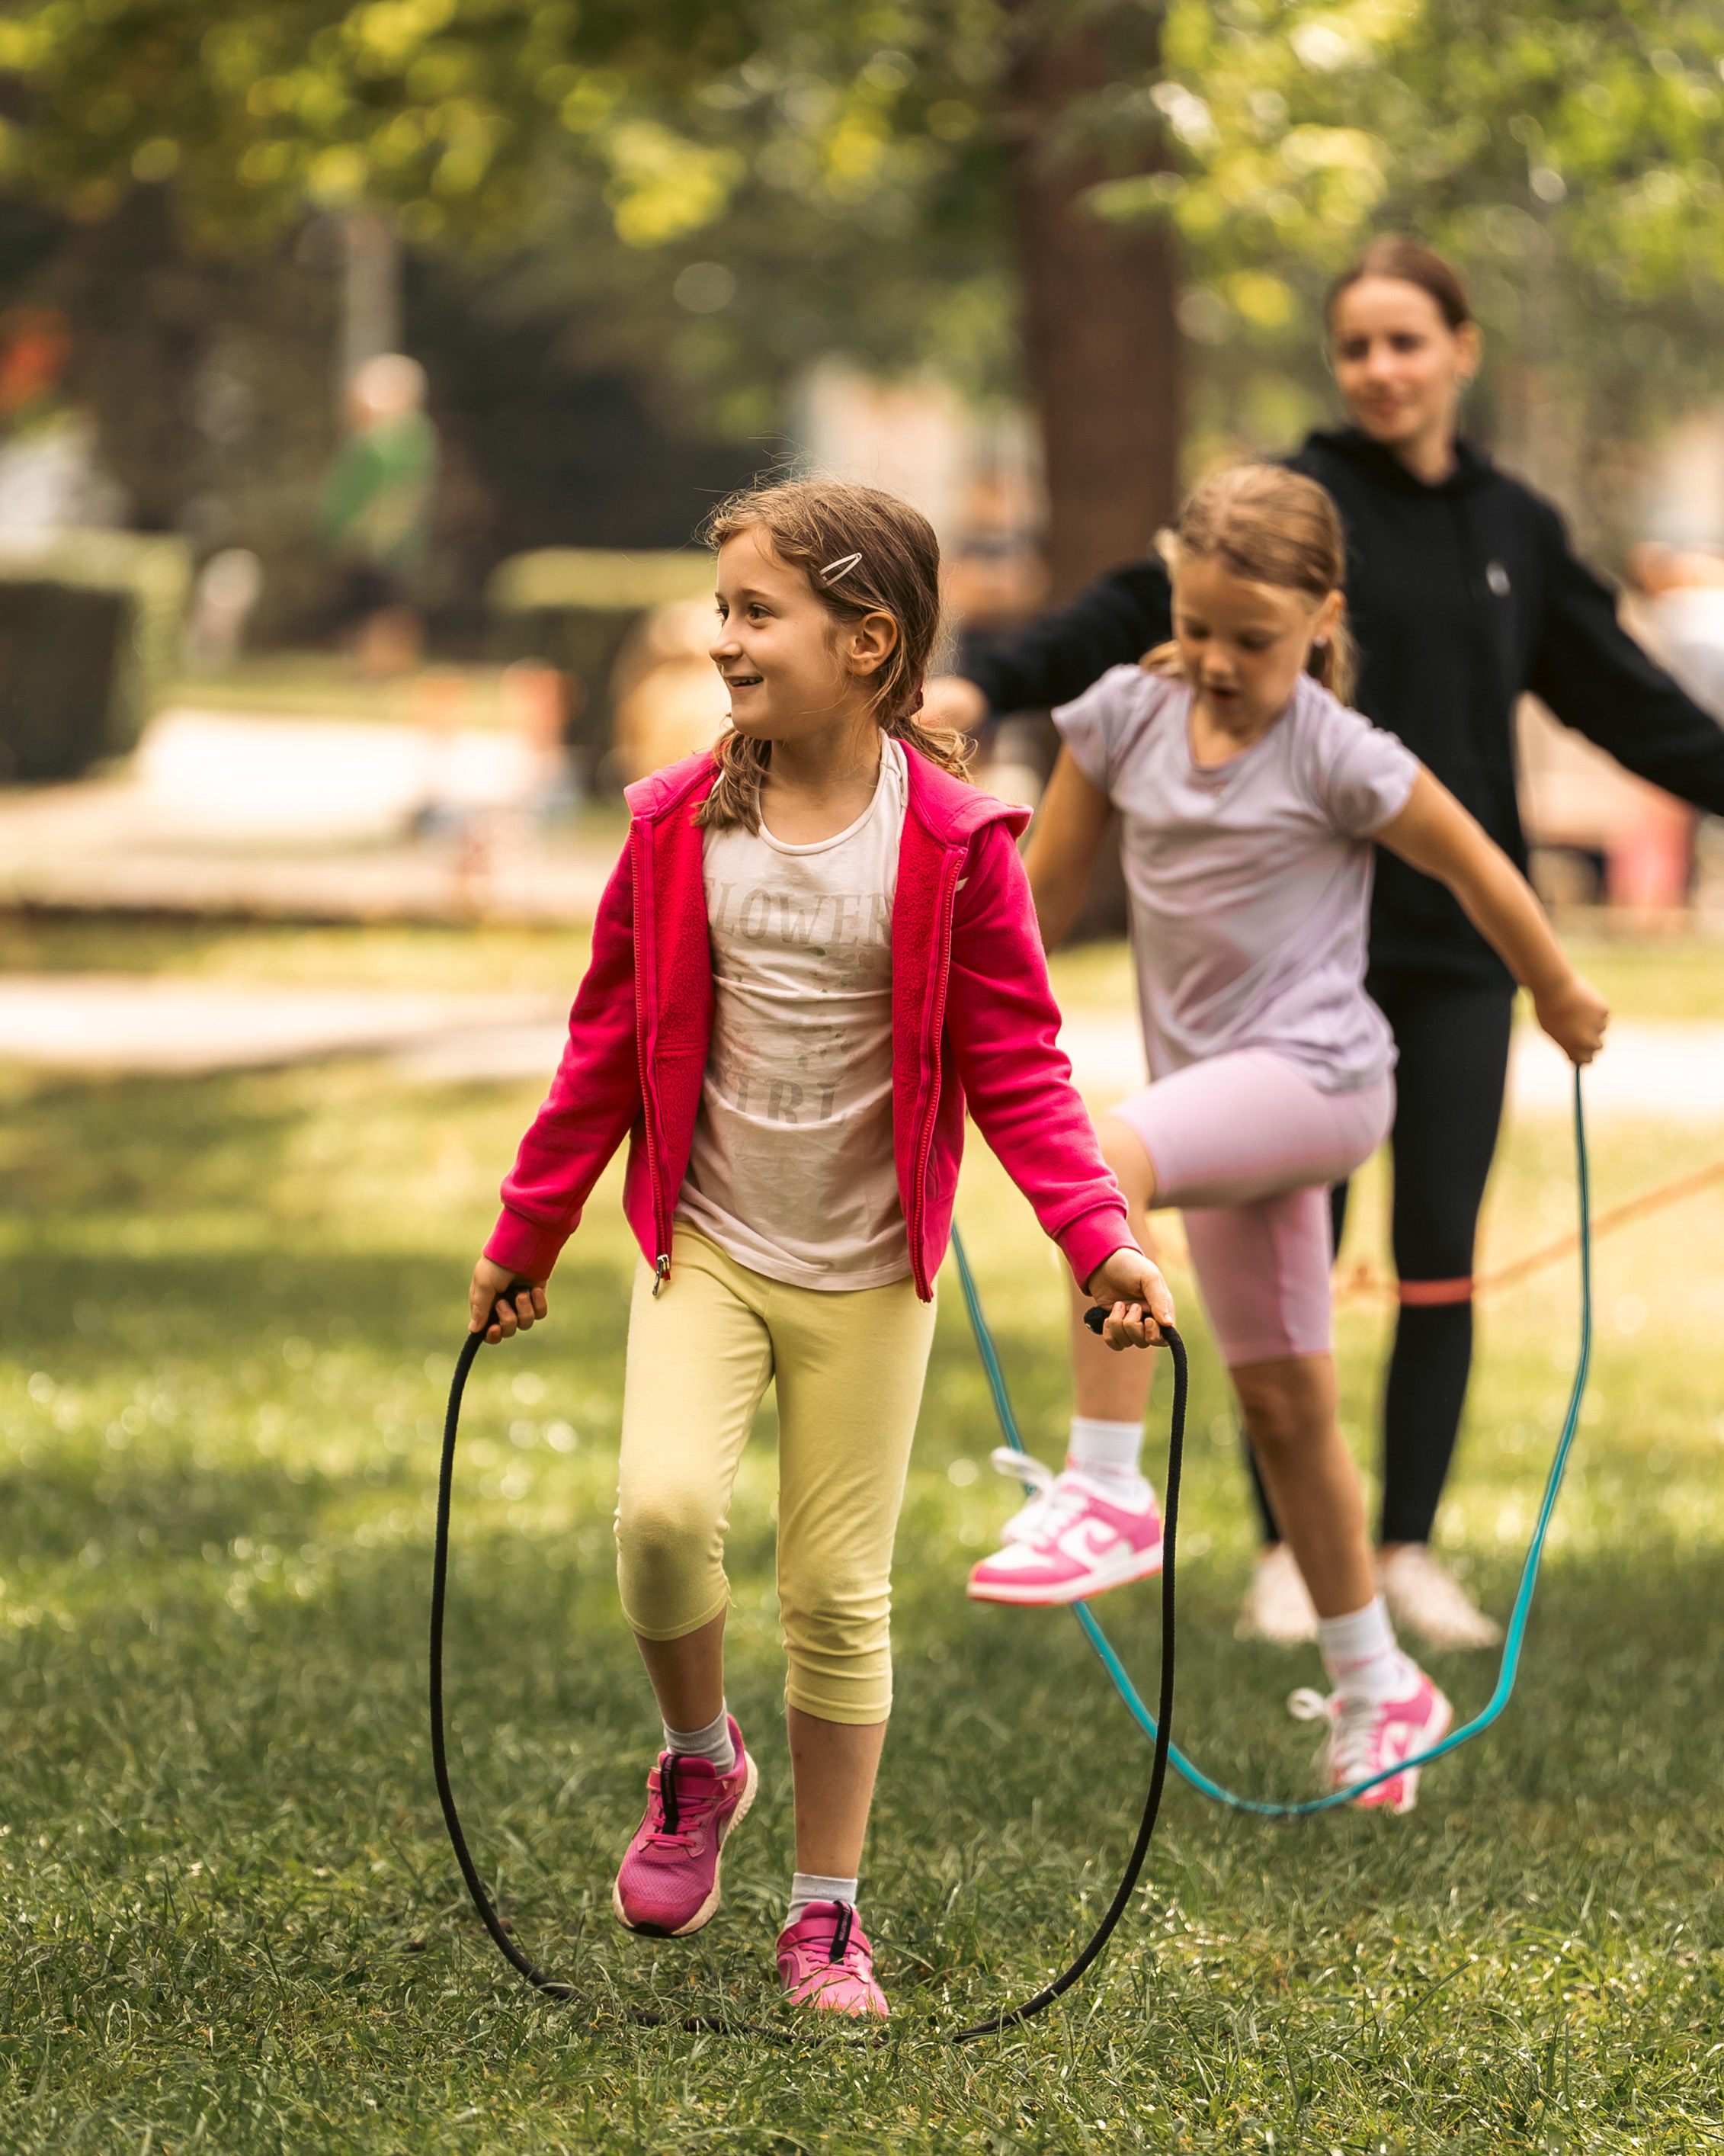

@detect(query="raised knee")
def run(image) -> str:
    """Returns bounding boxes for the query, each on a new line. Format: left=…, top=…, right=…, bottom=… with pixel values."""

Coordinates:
left=618, top=1493, right=713, bottom=1576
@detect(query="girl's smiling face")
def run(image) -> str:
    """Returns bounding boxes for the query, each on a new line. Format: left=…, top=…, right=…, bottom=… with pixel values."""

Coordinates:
left=1171, top=555, right=1341, bottom=745
left=710, top=525, right=896, bottom=746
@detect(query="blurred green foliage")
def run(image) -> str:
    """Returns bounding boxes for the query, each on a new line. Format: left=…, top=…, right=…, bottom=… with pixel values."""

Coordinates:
left=3, top=1, right=1724, bottom=471
left=1091, top=2, right=1724, bottom=473
left=0, top=0, right=1027, bottom=425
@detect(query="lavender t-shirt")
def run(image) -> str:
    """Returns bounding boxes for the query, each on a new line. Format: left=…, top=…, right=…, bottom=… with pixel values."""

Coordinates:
left=1055, top=666, right=1420, bottom=1095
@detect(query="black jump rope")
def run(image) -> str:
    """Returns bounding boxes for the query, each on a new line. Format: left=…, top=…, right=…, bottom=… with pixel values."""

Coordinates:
left=431, top=1285, right=1186, bottom=2042
left=432, top=1078, right=1592, bottom=2035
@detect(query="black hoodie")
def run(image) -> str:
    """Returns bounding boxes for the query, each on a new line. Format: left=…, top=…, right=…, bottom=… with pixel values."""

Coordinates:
left=960, top=425, right=1724, bottom=983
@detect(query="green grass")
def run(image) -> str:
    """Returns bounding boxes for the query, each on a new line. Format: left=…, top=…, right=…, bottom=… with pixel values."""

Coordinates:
left=2, top=926, right=1724, bottom=2151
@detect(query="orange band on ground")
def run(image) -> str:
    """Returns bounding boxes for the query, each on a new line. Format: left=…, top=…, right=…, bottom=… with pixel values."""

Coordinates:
left=1397, top=1275, right=1474, bottom=1307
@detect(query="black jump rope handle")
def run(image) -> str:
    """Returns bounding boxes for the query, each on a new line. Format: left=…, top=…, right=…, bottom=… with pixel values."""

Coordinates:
left=434, top=1273, right=1187, bottom=2038
left=1082, top=1304, right=1161, bottom=1337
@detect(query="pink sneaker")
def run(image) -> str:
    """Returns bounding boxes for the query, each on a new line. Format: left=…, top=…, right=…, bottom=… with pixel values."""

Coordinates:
left=1288, top=1662, right=1453, bottom=1813
left=776, top=1901, right=889, bottom=2019
left=966, top=1453, right=1163, bottom=1606
left=611, top=1717, right=758, bottom=1936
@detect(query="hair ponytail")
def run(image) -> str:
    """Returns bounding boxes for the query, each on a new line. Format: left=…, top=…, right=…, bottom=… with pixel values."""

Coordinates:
left=1306, top=618, right=1357, bottom=704
left=695, top=480, right=969, bottom=833
left=1146, top=464, right=1357, bottom=707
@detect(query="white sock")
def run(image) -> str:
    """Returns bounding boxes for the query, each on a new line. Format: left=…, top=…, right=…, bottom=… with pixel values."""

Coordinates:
left=1316, top=1596, right=1408, bottom=1705
left=1067, top=1415, right=1149, bottom=1500
left=787, top=1872, right=860, bottom=1929
left=662, top=1704, right=735, bottom=1773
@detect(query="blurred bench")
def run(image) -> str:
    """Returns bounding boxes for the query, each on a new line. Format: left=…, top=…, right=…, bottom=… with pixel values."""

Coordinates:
left=0, top=532, right=191, bottom=783
left=487, top=547, right=713, bottom=791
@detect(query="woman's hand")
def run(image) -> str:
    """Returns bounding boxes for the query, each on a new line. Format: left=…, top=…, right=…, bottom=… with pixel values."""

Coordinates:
left=1533, top=972, right=1610, bottom=1065
left=469, top=1257, right=548, bottom=1342
left=920, top=675, right=989, bottom=732
left=1085, top=1247, right=1176, bottom=1350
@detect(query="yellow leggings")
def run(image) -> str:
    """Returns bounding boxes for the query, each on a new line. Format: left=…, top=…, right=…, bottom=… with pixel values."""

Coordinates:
left=615, top=1227, right=937, bottom=1724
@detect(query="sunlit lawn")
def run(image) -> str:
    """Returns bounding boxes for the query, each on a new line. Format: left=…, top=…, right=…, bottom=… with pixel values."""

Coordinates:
left=2, top=916, right=1722, bottom=2151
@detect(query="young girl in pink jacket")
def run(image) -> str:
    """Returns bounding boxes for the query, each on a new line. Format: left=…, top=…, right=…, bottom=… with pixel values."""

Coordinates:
left=468, top=480, right=1171, bottom=2020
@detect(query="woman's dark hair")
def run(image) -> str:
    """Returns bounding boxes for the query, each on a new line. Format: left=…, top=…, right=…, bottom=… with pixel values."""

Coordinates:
left=696, top=478, right=968, bottom=832
left=1327, top=236, right=1472, bottom=333
left=1146, top=462, right=1358, bottom=705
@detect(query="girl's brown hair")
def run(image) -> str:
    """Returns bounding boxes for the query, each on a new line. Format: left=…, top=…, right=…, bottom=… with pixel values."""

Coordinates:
left=1327, top=234, right=1472, bottom=333
left=1146, top=462, right=1357, bottom=705
left=696, top=478, right=969, bottom=832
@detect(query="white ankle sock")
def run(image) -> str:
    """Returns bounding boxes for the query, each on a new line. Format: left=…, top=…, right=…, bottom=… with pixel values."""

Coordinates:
left=787, top=1872, right=859, bottom=1929
left=663, top=1704, right=735, bottom=1773
left=1316, top=1596, right=1407, bottom=1705
left=1068, top=1415, right=1149, bottom=1499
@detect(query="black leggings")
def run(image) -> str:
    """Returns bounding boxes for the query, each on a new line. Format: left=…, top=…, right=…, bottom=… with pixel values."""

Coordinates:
left=1245, top=970, right=1515, bottom=1548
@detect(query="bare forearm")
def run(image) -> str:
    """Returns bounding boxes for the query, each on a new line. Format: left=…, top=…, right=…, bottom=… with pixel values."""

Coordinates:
left=1446, top=846, right=1570, bottom=993
left=1376, top=769, right=1609, bottom=1063
left=1023, top=750, right=1113, bottom=952
left=1025, top=844, right=1088, bottom=951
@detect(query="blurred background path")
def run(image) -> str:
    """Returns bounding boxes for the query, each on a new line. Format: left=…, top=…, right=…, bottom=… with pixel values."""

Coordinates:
left=1, top=961, right=1716, bottom=1119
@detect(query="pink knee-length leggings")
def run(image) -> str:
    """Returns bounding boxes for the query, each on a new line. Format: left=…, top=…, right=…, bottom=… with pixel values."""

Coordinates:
left=1108, top=1050, right=1395, bottom=1367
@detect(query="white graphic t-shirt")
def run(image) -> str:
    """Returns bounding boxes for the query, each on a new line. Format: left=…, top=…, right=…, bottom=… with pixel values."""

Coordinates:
left=676, top=737, right=910, bottom=1290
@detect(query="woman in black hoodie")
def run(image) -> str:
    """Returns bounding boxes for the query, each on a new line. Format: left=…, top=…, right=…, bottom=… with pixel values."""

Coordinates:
left=937, top=237, right=1724, bottom=1649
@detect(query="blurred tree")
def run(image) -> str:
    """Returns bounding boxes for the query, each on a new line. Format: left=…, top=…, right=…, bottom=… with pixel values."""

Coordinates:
left=1091, top=0, right=1724, bottom=555
left=13, top=1, right=1719, bottom=583
left=0, top=0, right=1181, bottom=593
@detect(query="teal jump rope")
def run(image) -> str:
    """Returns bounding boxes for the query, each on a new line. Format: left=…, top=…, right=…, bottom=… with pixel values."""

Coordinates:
left=950, top=1065, right=1592, bottom=1817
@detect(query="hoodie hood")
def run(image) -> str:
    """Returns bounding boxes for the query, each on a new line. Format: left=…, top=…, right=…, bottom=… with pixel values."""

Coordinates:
left=1301, top=425, right=1496, bottom=500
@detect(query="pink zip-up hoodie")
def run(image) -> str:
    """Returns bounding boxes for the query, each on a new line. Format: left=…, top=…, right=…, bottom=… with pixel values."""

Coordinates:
left=485, top=746, right=1137, bottom=1300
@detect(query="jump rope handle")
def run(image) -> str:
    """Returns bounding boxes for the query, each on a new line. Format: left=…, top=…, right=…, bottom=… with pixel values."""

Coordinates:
left=1083, top=1304, right=1163, bottom=1338
left=479, top=1279, right=541, bottom=1334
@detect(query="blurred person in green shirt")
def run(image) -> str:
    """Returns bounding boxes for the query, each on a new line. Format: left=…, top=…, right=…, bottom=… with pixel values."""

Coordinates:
left=318, top=352, right=438, bottom=676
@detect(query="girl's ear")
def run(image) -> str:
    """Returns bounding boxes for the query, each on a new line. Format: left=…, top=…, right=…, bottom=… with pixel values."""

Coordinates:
left=1311, top=589, right=1344, bottom=646
left=845, top=608, right=900, bottom=679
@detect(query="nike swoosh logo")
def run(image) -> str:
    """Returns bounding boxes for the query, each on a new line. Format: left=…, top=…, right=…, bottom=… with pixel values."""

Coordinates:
left=1055, top=1519, right=1120, bottom=1564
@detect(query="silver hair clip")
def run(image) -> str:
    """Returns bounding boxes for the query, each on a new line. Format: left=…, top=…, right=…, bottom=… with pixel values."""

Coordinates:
left=820, top=552, right=863, bottom=583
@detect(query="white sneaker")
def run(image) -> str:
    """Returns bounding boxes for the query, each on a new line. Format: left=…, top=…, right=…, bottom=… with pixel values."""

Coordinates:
left=1235, top=1544, right=1319, bottom=1644
left=1378, top=1545, right=1501, bottom=1650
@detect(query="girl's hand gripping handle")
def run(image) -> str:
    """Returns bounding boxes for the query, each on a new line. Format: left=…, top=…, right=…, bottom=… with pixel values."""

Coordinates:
left=1083, top=1246, right=1176, bottom=1351
left=469, top=1256, right=547, bottom=1343
left=1531, top=972, right=1609, bottom=1066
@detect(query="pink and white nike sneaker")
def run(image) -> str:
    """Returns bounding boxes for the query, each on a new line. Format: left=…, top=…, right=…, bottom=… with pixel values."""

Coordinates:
left=966, top=1450, right=1164, bottom=1606
left=1288, top=1662, right=1453, bottom=1813
left=776, top=1901, right=889, bottom=2018
left=612, top=1716, right=758, bottom=1936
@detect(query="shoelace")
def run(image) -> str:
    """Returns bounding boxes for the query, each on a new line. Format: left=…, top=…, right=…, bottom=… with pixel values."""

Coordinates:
left=650, top=1752, right=682, bottom=1838
left=1287, top=1688, right=1387, bottom=1785
left=645, top=1753, right=723, bottom=1844
left=986, top=1450, right=1094, bottom=1546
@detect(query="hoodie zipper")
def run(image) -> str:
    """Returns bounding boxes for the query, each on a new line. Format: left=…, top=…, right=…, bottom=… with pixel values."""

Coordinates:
left=630, top=821, right=675, bottom=1293
left=907, top=849, right=962, bottom=1298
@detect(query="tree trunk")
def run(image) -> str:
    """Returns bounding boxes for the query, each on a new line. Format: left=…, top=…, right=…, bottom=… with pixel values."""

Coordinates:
left=1009, top=12, right=1181, bottom=599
